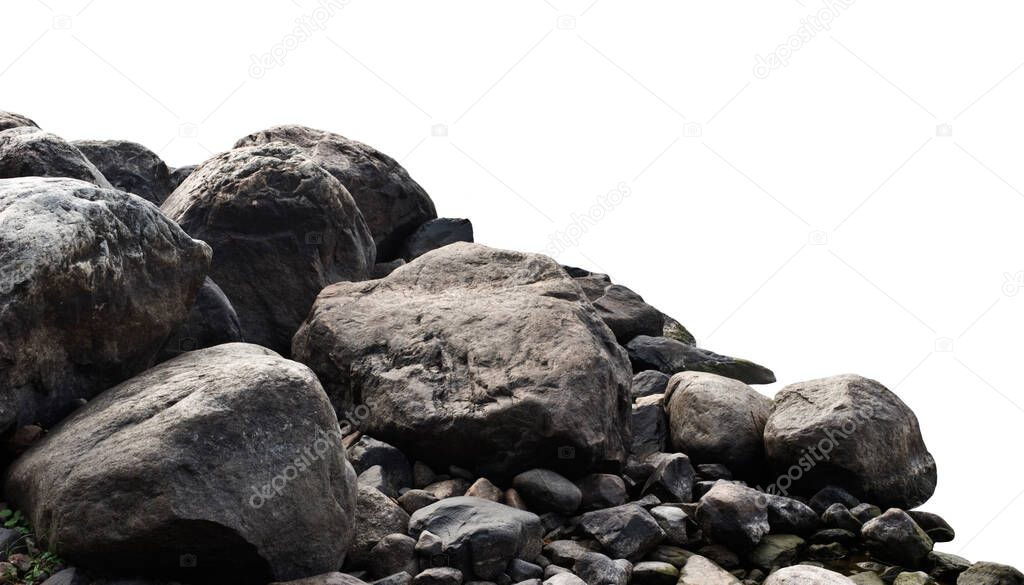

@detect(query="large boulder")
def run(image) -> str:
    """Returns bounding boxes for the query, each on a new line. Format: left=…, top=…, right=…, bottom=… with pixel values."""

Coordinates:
left=4, top=344, right=358, bottom=583
left=695, top=482, right=769, bottom=554
left=234, top=125, right=436, bottom=260
left=0, top=127, right=112, bottom=187
left=292, top=243, right=633, bottom=477
left=860, top=509, right=933, bottom=569
left=0, top=111, right=38, bottom=132
left=626, top=336, right=775, bottom=385
left=957, top=563, right=1024, bottom=585
left=0, top=177, right=210, bottom=436
left=162, top=142, right=375, bottom=355
left=73, top=139, right=174, bottom=204
left=664, top=372, right=771, bottom=476
left=592, top=285, right=664, bottom=344
left=350, top=486, right=410, bottom=567
left=407, top=497, right=543, bottom=580
left=156, top=277, right=244, bottom=362
left=764, top=374, right=937, bottom=509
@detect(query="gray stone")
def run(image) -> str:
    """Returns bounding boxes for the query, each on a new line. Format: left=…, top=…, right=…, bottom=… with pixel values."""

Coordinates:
left=373, top=574, right=413, bottom=585
left=512, top=470, right=581, bottom=515
left=822, top=504, right=861, bottom=532
left=370, top=534, right=418, bottom=579
left=649, top=506, right=695, bottom=546
left=957, top=563, right=1024, bottom=585
left=808, top=486, right=860, bottom=516
left=271, top=573, right=370, bottom=585
left=574, top=552, right=628, bottom=585
left=631, top=370, right=670, bottom=400
left=401, top=218, right=473, bottom=261
left=764, top=494, right=819, bottom=535
left=542, top=541, right=596, bottom=568
left=575, top=474, right=627, bottom=511
left=157, top=276, right=244, bottom=363
left=465, top=479, right=504, bottom=503
left=677, top=555, right=741, bottom=585
left=349, top=436, right=414, bottom=496
left=0, top=127, right=112, bottom=187
left=592, top=285, right=664, bottom=344
left=163, top=142, right=375, bottom=355
left=907, top=511, right=954, bottom=543
left=641, top=452, right=695, bottom=503
left=664, top=372, right=771, bottom=475
left=5, top=344, right=357, bottom=583
left=399, top=490, right=440, bottom=515
left=293, top=243, right=632, bottom=477
left=578, top=503, right=665, bottom=561
left=928, top=551, right=971, bottom=582
left=762, top=565, right=855, bottom=585
left=851, top=503, right=882, bottom=524
left=748, top=535, right=804, bottom=570
left=542, top=574, right=585, bottom=585
left=631, top=402, right=668, bottom=457
left=631, top=561, right=679, bottom=585
left=764, top=375, right=937, bottom=509
left=234, top=125, right=436, bottom=260
left=73, top=139, right=173, bottom=204
left=0, top=177, right=210, bottom=437
left=351, top=486, right=411, bottom=567
left=860, top=509, right=933, bottom=569
left=168, top=164, right=197, bottom=192
left=626, top=336, right=775, bottom=385
left=507, top=559, right=543, bottom=582
left=894, top=572, right=934, bottom=585
left=0, top=111, right=37, bottom=132
left=413, top=568, right=463, bottom=585
left=661, top=315, right=696, bottom=346
left=695, top=482, right=769, bottom=554
left=40, top=567, right=89, bottom=585
left=407, top=497, right=543, bottom=580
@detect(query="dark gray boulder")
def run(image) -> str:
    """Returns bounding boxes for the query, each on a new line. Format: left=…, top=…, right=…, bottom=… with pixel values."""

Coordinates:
left=907, top=511, right=954, bottom=543
left=369, top=534, right=418, bottom=579
left=626, top=336, right=775, bottom=385
left=578, top=503, right=665, bottom=561
left=695, top=482, right=769, bottom=554
left=156, top=277, right=243, bottom=362
left=349, top=436, right=414, bottom=496
left=592, top=285, right=664, bottom=344
left=168, top=164, right=197, bottom=191
left=574, top=552, right=629, bottom=585
left=822, top=503, right=861, bottom=532
left=664, top=372, right=771, bottom=475
left=631, top=370, right=670, bottom=400
left=764, top=494, right=819, bottom=535
left=957, top=563, right=1024, bottom=585
left=400, top=218, right=473, bottom=261
left=575, top=474, right=627, bottom=511
left=234, top=125, right=436, bottom=260
left=661, top=315, right=696, bottom=346
left=641, top=452, right=695, bottom=503
left=4, top=343, right=358, bottom=583
left=407, top=497, right=543, bottom=580
left=631, top=401, right=668, bottom=457
left=512, top=469, right=581, bottom=515
left=0, top=177, right=210, bottom=437
left=0, top=127, right=111, bottom=187
left=860, top=509, right=933, bottom=569
left=0, top=111, right=38, bottom=132
left=293, top=243, right=632, bottom=478
left=73, top=139, right=173, bottom=204
left=162, top=142, right=375, bottom=355
left=764, top=375, right=937, bottom=509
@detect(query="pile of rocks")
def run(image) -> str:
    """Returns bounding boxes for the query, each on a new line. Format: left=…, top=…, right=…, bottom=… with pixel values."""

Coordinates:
left=0, top=110, right=1018, bottom=585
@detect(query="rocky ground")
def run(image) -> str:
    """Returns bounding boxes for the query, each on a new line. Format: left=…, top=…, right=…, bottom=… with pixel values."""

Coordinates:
left=0, top=109, right=1019, bottom=585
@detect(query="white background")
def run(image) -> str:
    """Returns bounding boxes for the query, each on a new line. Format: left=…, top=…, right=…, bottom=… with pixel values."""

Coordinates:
left=3, top=0, right=1022, bottom=566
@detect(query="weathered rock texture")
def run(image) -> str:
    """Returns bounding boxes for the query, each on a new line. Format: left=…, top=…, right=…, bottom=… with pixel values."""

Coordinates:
left=0, top=127, right=112, bottom=187
left=73, top=139, right=174, bottom=204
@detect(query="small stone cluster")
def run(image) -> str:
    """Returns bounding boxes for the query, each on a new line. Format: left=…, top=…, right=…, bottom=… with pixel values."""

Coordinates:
left=0, top=110, right=1018, bottom=585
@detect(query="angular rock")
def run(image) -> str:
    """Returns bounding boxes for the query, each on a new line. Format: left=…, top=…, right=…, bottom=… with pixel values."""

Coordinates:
left=162, top=142, right=374, bottom=354
left=928, top=551, right=971, bottom=582
left=574, top=552, right=628, bottom=585
left=642, top=452, right=695, bottom=503
left=465, top=479, right=504, bottom=503
left=956, top=563, right=1024, bottom=585
left=369, top=534, right=418, bottom=579
left=293, top=243, right=632, bottom=477
left=649, top=506, right=696, bottom=546
left=632, top=370, right=670, bottom=400
left=696, top=482, right=769, bottom=554
left=764, top=494, right=819, bottom=535
left=401, top=218, right=473, bottom=261
left=665, top=372, right=771, bottom=475
left=575, top=474, right=627, bottom=511
left=851, top=503, right=882, bottom=524
left=763, top=565, right=856, bottom=585
left=631, top=402, right=668, bottom=457
left=424, top=479, right=470, bottom=500
left=157, top=277, right=244, bottom=362
left=907, top=511, right=954, bottom=543
left=764, top=375, right=938, bottom=509
left=592, top=285, right=664, bottom=344
left=234, top=125, right=436, bottom=260
left=0, top=111, right=38, bottom=132
left=0, top=177, right=210, bottom=436
left=677, top=555, right=741, bottom=585
left=412, top=568, right=463, bottom=585
left=822, top=504, right=861, bottom=532
left=626, top=336, right=775, bottom=385
left=407, top=497, right=543, bottom=580
left=661, top=315, right=696, bottom=346
left=512, top=469, right=581, bottom=515
left=542, top=540, right=596, bottom=568
left=5, top=344, right=358, bottom=583
left=578, top=503, right=665, bottom=561
left=894, top=572, right=935, bottom=585
left=0, top=127, right=112, bottom=187
left=73, top=139, right=173, bottom=204
left=399, top=490, right=439, bottom=515
left=860, top=509, right=933, bottom=569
